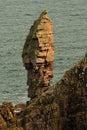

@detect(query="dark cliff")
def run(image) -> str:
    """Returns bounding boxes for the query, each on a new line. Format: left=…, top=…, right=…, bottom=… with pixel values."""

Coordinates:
left=0, top=10, right=87, bottom=130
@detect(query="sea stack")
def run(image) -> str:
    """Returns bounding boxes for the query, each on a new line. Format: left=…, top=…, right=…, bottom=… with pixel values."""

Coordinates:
left=0, top=10, right=87, bottom=130
left=22, top=10, right=54, bottom=98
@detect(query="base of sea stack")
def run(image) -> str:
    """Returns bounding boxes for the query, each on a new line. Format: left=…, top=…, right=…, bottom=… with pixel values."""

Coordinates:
left=0, top=54, right=87, bottom=130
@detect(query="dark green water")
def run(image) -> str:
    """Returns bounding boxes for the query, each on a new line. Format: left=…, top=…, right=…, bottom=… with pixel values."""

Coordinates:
left=0, top=0, right=87, bottom=104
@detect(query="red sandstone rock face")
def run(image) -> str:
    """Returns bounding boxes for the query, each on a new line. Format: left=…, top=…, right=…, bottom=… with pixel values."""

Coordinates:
left=22, top=10, right=54, bottom=98
left=0, top=114, right=6, bottom=129
left=0, top=11, right=87, bottom=130
left=19, top=54, right=87, bottom=130
left=0, top=102, right=16, bottom=129
left=0, top=54, right=87, bottom=130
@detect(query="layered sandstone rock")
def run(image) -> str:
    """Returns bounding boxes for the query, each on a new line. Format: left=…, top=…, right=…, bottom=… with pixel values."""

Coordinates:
left=17, top=54, right=87, bottom=130
left=0, top=10, right=87, bottom=130
left=0, top=54, right=87, bottom=130
left=54, top=54, right=87, bottom=130
left=0, top=56, right=87, bottom=130
left=22, top=10, right=54, bottom=98
left=21, top=54, right=87, bottom=130
left=0, top=102, right=16, bottom=129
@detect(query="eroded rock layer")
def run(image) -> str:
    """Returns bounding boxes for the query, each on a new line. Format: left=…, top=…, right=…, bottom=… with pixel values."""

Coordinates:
left=19, top=54, right=87, bottom=130
left=0, top=102, right=16, bottom=129
left=54, top=54, right=87, bottom=130
left=0, top=54, right=87, bottom=130
left=22, top=10, right=54, bottom=98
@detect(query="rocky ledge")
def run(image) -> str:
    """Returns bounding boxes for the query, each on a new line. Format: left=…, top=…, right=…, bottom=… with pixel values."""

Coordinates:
left=0, top=10, right=87, bottom=130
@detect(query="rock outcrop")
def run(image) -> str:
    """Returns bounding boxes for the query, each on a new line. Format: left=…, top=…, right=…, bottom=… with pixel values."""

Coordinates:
left=0, top=54, right=87, bottom=130
left=17, top=54, right=87, bottom=130
left=54, top=54, right=87, bottom=130
left=22, top=10, right=54, bottom=98
left=0, top=10, right=87, bottom=130
left=0, top=102, right=16, bottom=129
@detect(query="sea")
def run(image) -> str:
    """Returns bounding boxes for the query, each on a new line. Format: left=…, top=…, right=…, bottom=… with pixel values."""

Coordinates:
left=0, top=0, right=87, bottom=104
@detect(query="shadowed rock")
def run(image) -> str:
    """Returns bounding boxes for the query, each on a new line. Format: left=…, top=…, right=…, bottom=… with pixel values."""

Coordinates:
left=17, top=54, right=87, bottom=130
left=0, top=54, right=87, bottom=130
